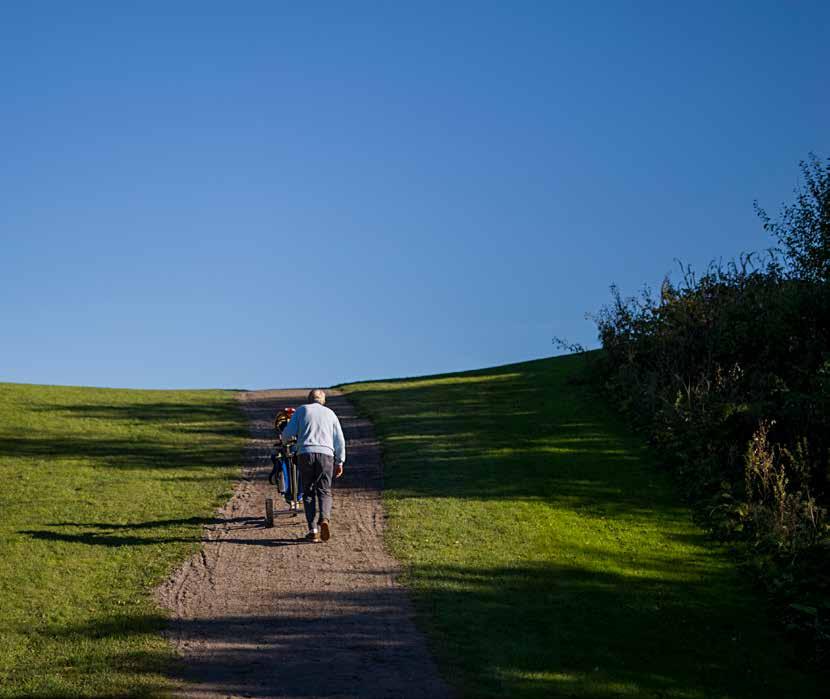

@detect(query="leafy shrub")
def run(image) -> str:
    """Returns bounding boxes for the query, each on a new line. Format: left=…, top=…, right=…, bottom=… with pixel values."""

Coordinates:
left=594, top=154, right=830, bottom=663
left=757, top=153, right=830, bottom=283
left=744, top=422, right=825, bottom=556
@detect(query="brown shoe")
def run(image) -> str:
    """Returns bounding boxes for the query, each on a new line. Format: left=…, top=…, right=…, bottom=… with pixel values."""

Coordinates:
left=320, top=519, right=331, bottom=542
left=304, top=531, right=321, bottom=543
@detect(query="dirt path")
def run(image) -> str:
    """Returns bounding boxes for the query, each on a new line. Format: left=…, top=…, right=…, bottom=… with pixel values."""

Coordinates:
left=156, top=389, right=450, bottom=699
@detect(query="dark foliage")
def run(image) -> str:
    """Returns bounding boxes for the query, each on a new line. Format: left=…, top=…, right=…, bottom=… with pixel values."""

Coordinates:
left=757, top=153, right=830, bottom=283
left=594, top=155, right=830, bottom=664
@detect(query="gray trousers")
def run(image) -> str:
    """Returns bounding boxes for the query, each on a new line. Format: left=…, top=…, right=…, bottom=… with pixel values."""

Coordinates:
left=297, top=451, right=334, bottom=530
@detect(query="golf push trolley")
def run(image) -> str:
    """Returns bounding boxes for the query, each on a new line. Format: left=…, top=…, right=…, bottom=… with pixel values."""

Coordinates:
left=265, top=407, right=303, bottom=526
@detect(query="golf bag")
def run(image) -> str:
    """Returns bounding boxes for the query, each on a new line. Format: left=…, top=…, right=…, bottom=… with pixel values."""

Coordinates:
left=269, top=443, right=303, bottom=505
left=268, top=407, right=302, bottom=508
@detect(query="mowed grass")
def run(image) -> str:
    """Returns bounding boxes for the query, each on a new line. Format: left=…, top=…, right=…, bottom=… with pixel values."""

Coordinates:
left=0, top=383, right=246, bottom=697
left=342, top=354, right=818, bottom=698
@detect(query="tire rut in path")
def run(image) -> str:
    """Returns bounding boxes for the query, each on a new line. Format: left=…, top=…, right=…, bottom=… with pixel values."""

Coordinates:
left=156, top=389, right=450, bottom=699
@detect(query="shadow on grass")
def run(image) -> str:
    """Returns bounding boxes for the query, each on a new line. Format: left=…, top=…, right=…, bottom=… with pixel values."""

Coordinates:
left=19, top=513, right=319, bottom=548
left=19, top=528, right=308, bottom=548
left=33, top=400, right=247, bottom=435
left=0, top=435, right=242, bottom=472
left=407, top=561, right=817, bottom=698
left=346, top=354, right=683, bottom=521
left=17, top=559, right=817, bottom=699
left=0, top=394, right=246, bottom=470
left=46, top=516, right=261, bottom=530
left=341, top=354, right=821, bottom=696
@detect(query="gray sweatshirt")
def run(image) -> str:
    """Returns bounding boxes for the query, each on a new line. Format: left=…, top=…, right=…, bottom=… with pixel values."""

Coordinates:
left=281, top=402, right=346, bottom=464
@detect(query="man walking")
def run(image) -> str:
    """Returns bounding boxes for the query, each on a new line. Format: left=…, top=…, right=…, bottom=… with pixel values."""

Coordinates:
left=280, top=389, right=345, bottom=542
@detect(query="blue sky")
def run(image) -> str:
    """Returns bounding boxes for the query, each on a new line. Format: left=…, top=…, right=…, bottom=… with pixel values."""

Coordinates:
left=1, top=1, right=828, bottom=389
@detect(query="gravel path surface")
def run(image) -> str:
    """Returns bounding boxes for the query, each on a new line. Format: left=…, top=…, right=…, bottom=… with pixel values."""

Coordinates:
left=156, top=389, right=450, bottom=699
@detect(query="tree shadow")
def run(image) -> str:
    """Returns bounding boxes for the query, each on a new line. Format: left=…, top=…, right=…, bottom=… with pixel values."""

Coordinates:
left=0, top=393, right=247, bottom=471
left=16, top=558, right=818, bottom=699
left=405, top=560, right=818, bottom=698
left=19, top=528, right=311, bottom=548
left=0, top=432, right=241, bottom=472
left=0, top=434, right=235, bottom=463
left=47, top=516, right=260, bottom=530
left=33, top=399, right=246, bottom=434
left=18, top=511, right=319, bottom=548
left=341, top=354, right=822, bottom=696
left=345, top=353, right=683, bottom=521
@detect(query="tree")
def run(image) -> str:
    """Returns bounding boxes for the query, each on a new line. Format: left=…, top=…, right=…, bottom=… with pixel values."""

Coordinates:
left=756, top=153, right=830, bottom=282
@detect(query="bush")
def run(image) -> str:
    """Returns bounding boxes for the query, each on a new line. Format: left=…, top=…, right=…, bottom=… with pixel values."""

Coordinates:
left=594, top=154, right=830, bottom=663
left=757, top=153, right=830, bottom=283
left=743, top=422, right=825, bottom=556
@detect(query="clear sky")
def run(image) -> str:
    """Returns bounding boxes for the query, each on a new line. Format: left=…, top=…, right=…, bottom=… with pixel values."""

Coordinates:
left=1, top=1, right=828, bottom=389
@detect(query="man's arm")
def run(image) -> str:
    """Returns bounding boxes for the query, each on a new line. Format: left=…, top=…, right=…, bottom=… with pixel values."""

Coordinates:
left=333, top=413, right=346, bottom=477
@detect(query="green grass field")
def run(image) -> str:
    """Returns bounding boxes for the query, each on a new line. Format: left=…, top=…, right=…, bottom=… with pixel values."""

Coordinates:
left=0, top=356, right=819, bottom=698
left=341, top=354, right=818, bottom=698
left=0, top=383, right=246, bottom=697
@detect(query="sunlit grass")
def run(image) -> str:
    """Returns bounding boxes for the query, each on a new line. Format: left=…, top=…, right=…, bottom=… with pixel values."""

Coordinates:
left=342, top=354, right=817, bottom=698
left=0, top=383, right=246, bottom=697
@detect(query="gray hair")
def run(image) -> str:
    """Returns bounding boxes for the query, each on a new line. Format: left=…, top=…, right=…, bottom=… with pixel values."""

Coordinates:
left=308, top=389, right=326, bottom=405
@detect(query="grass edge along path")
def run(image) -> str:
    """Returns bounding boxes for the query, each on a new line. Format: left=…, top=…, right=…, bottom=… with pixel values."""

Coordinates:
left=341, top=354, right=817, bottom=698
left=0, top=383, right=247, bottom=697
